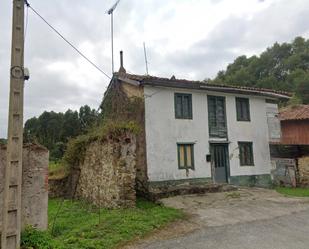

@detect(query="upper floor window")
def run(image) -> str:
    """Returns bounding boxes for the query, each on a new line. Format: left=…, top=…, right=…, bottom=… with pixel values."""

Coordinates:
left=236, top=97, right=250, bottom=121
left=238, top=142, right=254, bottom=166
left=208, top=95, right=227, bottom=138
left=175, top=93, right=192, bottom=119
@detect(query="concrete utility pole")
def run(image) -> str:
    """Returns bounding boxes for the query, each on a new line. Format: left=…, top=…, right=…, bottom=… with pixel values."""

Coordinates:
left=1, top=0, right=25, bottom=248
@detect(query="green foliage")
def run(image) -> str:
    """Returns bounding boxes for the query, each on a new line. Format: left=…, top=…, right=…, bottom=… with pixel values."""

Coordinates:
left=21, top=226, right=59, bottom=249
left=212, top=36, right=309, bottom=104
left=63, top=121, right=140, bottom=167
left=48, top=198, right=183, bottom=249
left=49, top=161, right=69, bottom=180
left=276, top=187, right=309, bottom=197
left=24, top=105, right=100, bottom=161
left=0, top=138, right=7, bottom=145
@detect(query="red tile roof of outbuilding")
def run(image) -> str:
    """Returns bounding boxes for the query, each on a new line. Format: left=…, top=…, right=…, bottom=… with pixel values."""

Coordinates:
left=279, top=105, right=309, bottom=121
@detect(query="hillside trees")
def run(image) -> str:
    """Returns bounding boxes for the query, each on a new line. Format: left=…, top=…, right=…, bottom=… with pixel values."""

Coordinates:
left=24, top=105, right=99, bottom=161
left=212, top=37, right=309, bottom=104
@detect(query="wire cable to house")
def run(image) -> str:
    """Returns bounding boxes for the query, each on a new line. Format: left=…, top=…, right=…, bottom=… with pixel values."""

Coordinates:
left=24, top=1, right=111, bottom=80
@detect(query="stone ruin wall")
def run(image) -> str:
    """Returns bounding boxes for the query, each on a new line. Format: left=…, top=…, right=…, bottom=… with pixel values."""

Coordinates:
left=299, top=156, right=309, bottom=187
left=74, top=133, right=137, bottom=208
left=0, top=144, right=49, bottom=231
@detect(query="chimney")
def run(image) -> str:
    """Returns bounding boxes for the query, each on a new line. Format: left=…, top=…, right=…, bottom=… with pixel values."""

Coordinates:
left=118, top=50, right=126, bottom=74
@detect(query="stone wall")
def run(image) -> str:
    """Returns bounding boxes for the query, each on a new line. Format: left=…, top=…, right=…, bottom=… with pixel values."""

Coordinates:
left=0, top=144, right=49, bottom=231
left=299, top=157, right=309, bottom=187
left=48, top=177, right=68, bottom=198
left=74, top=133, right=136, bottom=208
left=100, top=79, right=148, bottom=195
left=271, top=158, right=297, bottom=187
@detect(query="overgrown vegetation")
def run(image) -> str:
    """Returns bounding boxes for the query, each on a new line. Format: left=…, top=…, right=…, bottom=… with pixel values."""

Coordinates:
left=21, top=226, right=59, bottom=249
left=211, top=36, right=309, bottom=104
left=276, top=187, right=309, bottom=197
left=49, top=161, right=69, bottom=180
left=63, top=121, right=140, bottom=167
left=0, top=138, right=7, bottom=145
left=20, top=198, right=183, bottom=249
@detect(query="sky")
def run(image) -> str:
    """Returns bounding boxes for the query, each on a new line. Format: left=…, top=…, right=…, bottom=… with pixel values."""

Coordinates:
left=1, top=0, right=309, bottom=138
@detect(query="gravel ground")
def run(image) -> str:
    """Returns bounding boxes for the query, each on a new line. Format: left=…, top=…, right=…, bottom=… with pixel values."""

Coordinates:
left=123, top=188, right=309, bottom=249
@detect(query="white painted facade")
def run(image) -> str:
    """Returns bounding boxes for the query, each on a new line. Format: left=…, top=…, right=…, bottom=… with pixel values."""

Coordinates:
left=144, top=85, right=275, bottom=182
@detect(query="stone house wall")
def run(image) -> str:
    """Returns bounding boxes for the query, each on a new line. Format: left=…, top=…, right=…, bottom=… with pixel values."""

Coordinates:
left=0, top=144, right=49, bottom=231
left=74, top=133, right=136, bottom=208
left=100, top=79, right=148, bottom=194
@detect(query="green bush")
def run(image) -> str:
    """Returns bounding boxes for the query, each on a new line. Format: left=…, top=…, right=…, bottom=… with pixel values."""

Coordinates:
left=21, top=226, right=58, bottom=249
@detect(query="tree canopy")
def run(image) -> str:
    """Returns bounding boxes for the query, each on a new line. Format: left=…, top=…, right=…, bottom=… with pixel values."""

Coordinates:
left=24, top=105, right=99, bottom=161
left=212, top=37, right=309, bottom=104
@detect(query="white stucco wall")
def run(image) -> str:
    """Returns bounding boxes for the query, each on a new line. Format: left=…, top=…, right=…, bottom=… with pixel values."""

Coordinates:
left=144, top=85, right=273, bottom=182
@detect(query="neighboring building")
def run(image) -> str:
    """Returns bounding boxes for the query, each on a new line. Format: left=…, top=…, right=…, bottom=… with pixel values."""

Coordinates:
left=279, top=105, right=309, bottom=145
left=270, top=105, right=309, bottom=187
left=102, top=57, right=291, bottom=192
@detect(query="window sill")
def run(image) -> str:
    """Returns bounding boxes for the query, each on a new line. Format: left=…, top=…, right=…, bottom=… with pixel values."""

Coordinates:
left=237, top=119, right=251, bottom=122
left=178, top=167, right=195, bottom=170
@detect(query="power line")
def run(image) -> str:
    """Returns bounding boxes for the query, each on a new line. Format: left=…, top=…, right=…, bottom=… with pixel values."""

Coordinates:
left=25, top=1, right=111, bottom=80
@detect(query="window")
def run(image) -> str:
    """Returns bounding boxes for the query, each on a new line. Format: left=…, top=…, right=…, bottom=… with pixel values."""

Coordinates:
left=238, top=142, right=254, bottom=166
left=208, top=96, right=227, bottom=138
left=175, top=93, right=192, bottom=119
left=236, top=97, right=250, bottom=121
left=177, top=143, right=194, bottom=169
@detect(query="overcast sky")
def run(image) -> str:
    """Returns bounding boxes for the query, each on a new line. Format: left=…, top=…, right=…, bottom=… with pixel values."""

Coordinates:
left=1, top=0, right=309, bottom=138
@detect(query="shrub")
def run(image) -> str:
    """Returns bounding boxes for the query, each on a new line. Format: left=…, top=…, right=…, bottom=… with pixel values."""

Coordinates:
left=21, top=226, right=58, bottom=249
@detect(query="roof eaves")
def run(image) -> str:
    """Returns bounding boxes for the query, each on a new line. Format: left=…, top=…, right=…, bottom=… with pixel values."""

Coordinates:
left=141, top=79, right=291, bottom=99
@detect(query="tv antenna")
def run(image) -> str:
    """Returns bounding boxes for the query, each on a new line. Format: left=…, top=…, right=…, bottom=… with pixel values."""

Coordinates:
left=143, top=42, right=149, bottom=75
left=107, top=0, right=121, bottom=74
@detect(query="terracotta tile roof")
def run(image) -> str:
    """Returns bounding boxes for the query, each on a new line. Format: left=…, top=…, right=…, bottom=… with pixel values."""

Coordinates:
left=115, top=73, right=292, bottom=99
left=279, top=105, right=309, bottom=121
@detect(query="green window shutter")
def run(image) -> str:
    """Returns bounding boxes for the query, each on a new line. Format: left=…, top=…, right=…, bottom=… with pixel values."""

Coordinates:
left=177, top=143, right=195, bottom=169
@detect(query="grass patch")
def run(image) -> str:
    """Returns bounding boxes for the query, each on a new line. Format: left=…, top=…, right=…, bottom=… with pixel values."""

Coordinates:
left=225, top=191, right=241, bottom=199
left=276, top=187, right=309, bottom=197
left=49, top=162, right=69, bottom=180
left=46, top=198, right=183, bottom=249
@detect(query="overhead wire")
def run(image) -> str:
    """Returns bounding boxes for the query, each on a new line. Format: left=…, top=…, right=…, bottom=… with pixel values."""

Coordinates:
left=24, top=1, right=111, bottom=80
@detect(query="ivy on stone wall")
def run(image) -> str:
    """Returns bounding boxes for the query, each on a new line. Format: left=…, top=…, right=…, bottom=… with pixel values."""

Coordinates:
left=100, top=80, right=144, bottom=122
left=63, top=121, right=140, bottom=168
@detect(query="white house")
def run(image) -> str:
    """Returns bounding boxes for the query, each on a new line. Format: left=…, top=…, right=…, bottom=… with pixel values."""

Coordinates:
left=103, top=61, right=290, bottom=192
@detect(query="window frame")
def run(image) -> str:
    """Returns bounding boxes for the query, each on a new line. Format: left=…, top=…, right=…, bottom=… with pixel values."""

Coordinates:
left=207, top=95, right=227, bottom=138
left=174, top=93, right=193, bottom=119
left=236, top=97, right=251, bottom=122
left=238, top=141, right=254, bottom=166
left=177, top=143, right=195, bottom=170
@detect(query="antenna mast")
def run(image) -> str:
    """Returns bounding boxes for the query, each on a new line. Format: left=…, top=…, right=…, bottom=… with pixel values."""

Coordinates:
left=143, top=42, right=149, bottom=75
left=107, top=0, right=121, bottom=74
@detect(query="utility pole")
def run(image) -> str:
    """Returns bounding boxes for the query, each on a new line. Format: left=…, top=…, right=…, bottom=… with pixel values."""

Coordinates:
left=1, top=0, right=25, bottom=248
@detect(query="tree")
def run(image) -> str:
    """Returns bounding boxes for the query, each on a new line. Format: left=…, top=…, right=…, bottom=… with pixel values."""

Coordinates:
left=23, top=105, right=99, bottom=161
left=211, top=36, right=309, bottom=104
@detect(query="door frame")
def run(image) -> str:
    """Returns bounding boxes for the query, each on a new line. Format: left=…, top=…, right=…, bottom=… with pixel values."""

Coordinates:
left=209, top=142, right=230, bottom=184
